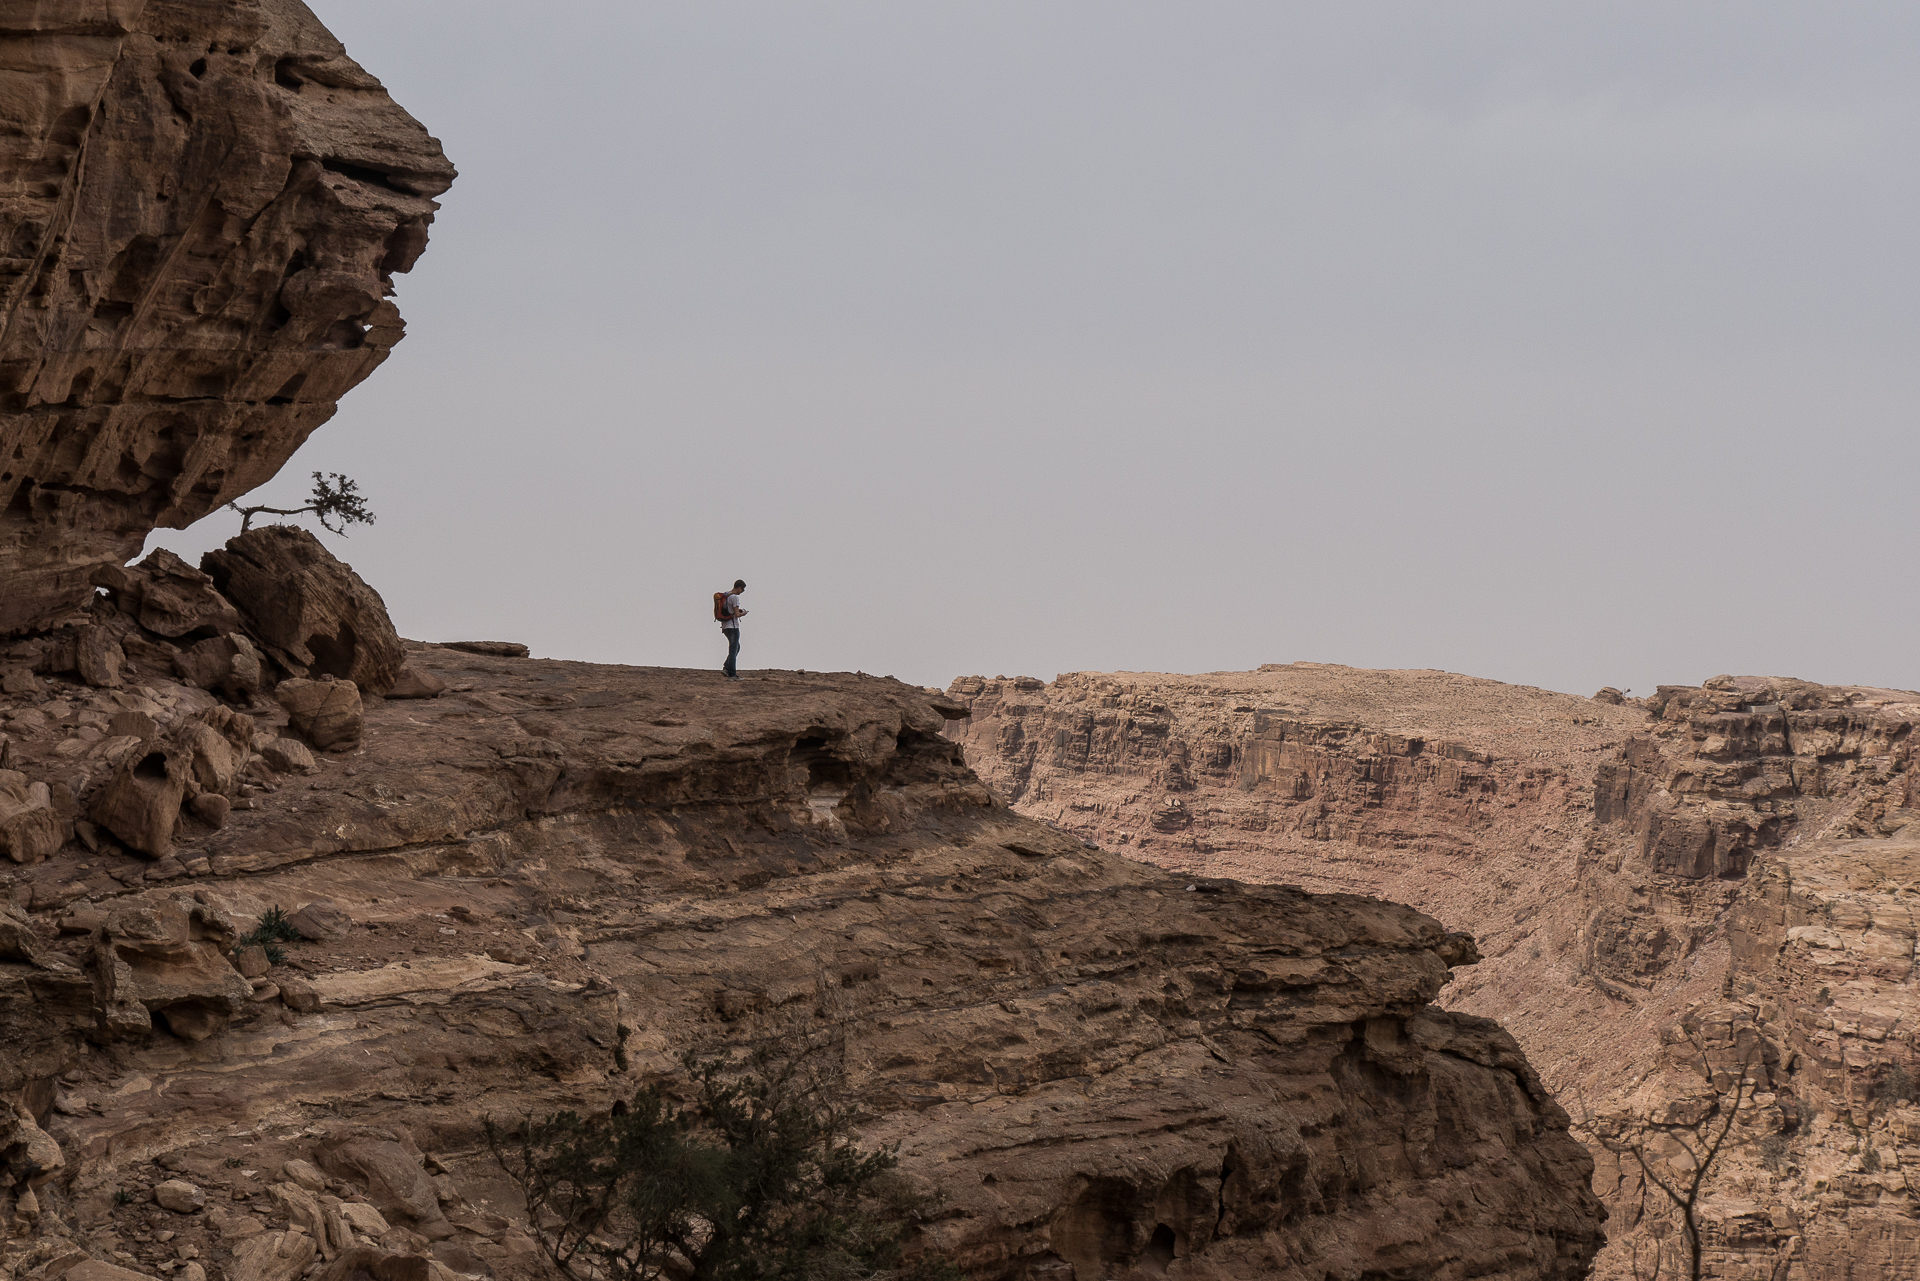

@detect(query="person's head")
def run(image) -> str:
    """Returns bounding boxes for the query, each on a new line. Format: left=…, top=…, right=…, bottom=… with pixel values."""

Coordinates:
left=732, top=579, right=746, bottom=593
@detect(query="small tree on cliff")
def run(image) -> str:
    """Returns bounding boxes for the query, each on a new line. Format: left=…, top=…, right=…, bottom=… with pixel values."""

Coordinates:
left=487, top=1024, right=957, bottom=1281
left=1582, top=1047, right=1761, bottom=1281
left=228, top=471, right=375, bottom=535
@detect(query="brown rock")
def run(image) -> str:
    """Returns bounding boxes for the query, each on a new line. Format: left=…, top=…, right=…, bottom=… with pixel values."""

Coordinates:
left=278, top=977, right=320, bottom=1012
left=0, top=900, right=47, bottom=965
left=313, top=1132, right=448, bottom=1234
left=91, top=551, right=242, bottom=640
left=106, top=712, right=159, bottom=741
left=76, top=626, right=126, bottom=689
left=275, top=678, right=363, bottom=752
left=60, top=1265, right=155, bottom=1281
left=441, top=642, right=528, bottom=658
left=233, top=944, right=271, bottom=979
left=0, top=1, right=454, bottom=637
left=228, top=1229, right=317, bottom=1281
left=175, top=634, right=267, bottom=703
left=188, top=793, right=231, bottom=828
left=260, top=737, right=318, bottom=774
left=97, top=893, right=251, bottom=1040
left=287, top=901, right=351, bottom=941
left=0, top=667, right=39, bottom=696
left=204, top=529, right=404, bottom=694
left=155, top=1178, right=206, bottom=1213
left=384, top=666, right=445, bottom=700
left=0, top=770, right=64, bottom=864
left=91, top=746, right=190, bottom=857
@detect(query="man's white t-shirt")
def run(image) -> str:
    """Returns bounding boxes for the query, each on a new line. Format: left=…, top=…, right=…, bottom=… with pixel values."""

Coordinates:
left=722, top=594, right=742, bottom=630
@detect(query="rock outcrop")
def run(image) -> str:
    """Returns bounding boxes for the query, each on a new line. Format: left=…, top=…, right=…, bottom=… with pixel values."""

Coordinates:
left=946, top=665, right=1920, bottom=1279
left=0, top=653, right=1606, bottom=1281
left=202, top=526, right=405, bottom=694
left=0, top=0, right=455, bottom=635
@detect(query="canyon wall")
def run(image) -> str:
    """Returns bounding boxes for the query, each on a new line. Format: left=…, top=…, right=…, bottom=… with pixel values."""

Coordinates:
left=0, top=0, right=454, bottom=634
left=945, top=666, right=1920, bottom=1279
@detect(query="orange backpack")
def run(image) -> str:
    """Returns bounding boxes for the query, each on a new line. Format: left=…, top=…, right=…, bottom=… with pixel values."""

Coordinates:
left=713, top=591, right=732, bottom=623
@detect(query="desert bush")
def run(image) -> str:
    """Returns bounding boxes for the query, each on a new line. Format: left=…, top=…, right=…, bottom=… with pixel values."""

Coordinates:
left=488, top=1032, right=957, bottom=1281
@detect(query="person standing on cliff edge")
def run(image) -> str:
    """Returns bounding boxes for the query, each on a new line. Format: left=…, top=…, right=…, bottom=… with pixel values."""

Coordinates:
left=719, top=579, right=747, bottom=680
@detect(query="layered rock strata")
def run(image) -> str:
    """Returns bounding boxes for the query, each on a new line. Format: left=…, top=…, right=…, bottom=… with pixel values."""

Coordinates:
left=0, top=650, right=1605, bottom=1281
left=945, top=666, right=1920, bottom=1279
left=0, top=0, right=454, bottom=634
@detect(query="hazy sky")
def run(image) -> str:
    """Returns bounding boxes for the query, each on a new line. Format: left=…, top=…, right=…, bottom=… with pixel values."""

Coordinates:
left=150, top=2, right=1920, bottom=698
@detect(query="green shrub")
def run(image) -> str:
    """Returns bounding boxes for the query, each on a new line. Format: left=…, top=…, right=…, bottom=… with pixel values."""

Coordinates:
left=489, top=1037, right=958, bottom=1281
left=240, top=906, right=299, bottom=965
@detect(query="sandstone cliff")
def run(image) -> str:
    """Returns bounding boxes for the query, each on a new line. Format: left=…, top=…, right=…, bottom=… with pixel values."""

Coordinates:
left=0, top=0, right=454, bottom=635
left=945, top=666, right=1920, bottom=1279
left=0, top=641, right=1604, bottom=1280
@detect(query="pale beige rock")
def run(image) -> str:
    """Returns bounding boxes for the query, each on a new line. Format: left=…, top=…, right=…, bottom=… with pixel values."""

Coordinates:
left=275, top=678, right=363, bottom=752
left=228, top=1228, right=317, bottom=1281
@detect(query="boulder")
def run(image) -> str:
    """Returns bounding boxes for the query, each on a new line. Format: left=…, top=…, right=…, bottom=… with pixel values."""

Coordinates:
left=228, top=1229, right=317, bottom=1281
left=90, top=746, right=190, bottom=857
left=0, top=901, right=47, bottom=964
left=234, top=944, right=271, bottom=979
left=288, top=901, right=352, bottom=941
left=98, top=894, right=250, bottom=1040
left=260, top=737, right=318, bottom=775
left=75, top=625, right=125, bottom=689
left=282, top=1159, right=329, bottom=1193
left=203, top=528, right=405, bottom=695
left=0, top=770, right=64, bottom=864
left=91, top=551, right=242, bottom=639
left=385, top=666, right=445, bottom=700
left=179, top=705, right=256, bottom=797
left=155, top=1178, right=206, bottom=1213
left=0, top=666, right=39, bottom=696
left=312, top=1131, right=450, bottom=1236
left=175, top=634, right=267, bottom=702
left=276, top=678, right=364, bottom=752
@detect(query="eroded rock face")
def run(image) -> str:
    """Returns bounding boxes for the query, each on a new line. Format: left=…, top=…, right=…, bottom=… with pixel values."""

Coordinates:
left=0, top=0, right=455, bottom=635
left=947, top=665, right=1920, bottom=1280
left=0, top=656, right=1606, bottom=1281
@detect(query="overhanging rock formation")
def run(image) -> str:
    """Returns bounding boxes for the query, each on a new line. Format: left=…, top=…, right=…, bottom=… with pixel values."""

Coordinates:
left=0, top=0, right=454, bottom=634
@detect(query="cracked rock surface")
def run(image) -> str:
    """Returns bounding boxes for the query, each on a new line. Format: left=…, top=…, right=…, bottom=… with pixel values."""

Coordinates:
left=0, top=0, right=454, bottom=635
